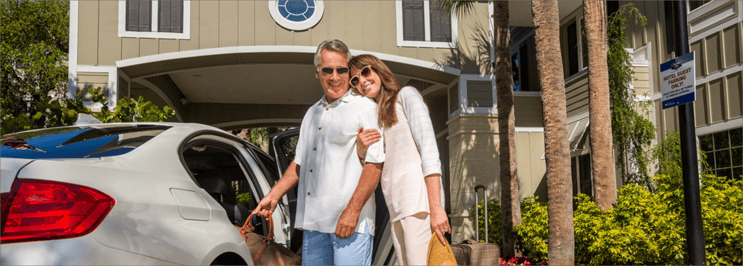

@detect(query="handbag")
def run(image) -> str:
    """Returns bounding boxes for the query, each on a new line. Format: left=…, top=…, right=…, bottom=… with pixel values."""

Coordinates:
left=427, top=232, right=458, bottom=265
left=238, top=214, right=301, bottom=265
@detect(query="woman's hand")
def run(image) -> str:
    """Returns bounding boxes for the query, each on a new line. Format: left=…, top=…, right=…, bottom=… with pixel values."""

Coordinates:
left=430, top=205, right=450, bottom=245
left=356, top=127, right=381, bottom=161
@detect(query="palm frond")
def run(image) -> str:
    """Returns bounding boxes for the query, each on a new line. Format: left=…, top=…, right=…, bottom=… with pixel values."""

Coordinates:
left=433, top=0, right=475, bottom=18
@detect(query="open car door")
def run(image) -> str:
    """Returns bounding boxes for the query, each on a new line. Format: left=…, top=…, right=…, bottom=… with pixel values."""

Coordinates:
left=269, top=129, right=397, bottom=265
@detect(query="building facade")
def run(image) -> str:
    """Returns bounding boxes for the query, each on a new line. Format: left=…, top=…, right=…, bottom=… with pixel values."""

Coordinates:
left=69, top=0, right=741, bottom=243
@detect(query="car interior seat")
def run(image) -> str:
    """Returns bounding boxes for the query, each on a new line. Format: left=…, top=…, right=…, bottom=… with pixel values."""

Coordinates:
left=198, top=170, right=249, bottom=226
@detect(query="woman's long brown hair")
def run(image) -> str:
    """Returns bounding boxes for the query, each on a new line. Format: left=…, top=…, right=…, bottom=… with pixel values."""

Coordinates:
left=348, top=54, right=401, bottom=129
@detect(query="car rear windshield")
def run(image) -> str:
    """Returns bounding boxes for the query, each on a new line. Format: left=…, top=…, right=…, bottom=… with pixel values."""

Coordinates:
left=1, top=124, right=171, bottom=159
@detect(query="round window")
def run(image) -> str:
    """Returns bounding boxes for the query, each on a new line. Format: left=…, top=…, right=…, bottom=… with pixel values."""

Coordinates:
left=268, top=0, right=324, bottom=31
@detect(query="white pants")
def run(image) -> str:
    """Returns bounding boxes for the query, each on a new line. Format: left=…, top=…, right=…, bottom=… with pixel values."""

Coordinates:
left=391, top=212, right=432, bottom=265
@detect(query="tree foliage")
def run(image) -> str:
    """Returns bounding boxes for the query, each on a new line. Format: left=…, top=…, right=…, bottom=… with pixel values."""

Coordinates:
left=608, top=3, right=656, bottom=188
left=89, top=87, right=174, bottom=123
left=652, top=131, right=711, bottom=179
left=1, top=0, right=69, bottom=125
left=2, top=87, right=175, bottom=135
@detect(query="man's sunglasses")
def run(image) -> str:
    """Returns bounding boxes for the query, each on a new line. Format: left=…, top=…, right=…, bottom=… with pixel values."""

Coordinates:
left=320, top=67, right=349, bottom=76
left=349, top=66, right=373, bottom=87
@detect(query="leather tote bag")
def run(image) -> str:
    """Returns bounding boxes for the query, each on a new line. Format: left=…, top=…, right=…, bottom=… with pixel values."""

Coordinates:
left=239, top=214, right=301, bottom=265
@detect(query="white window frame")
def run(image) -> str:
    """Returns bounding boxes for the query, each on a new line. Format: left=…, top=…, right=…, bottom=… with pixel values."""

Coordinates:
left=452, top=74, right=497, bottom=117
left=76, top=65, right=119, bottom=109
left=118, top=0, right=191, bottom=39
left=560, top=9, right=588, bottom=81
left=395, top=0, right=458, bottom=48
left=268, top=0, right=325, bottom=31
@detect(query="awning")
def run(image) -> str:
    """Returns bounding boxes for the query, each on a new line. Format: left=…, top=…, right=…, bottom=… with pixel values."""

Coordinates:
left=568, top=118, right=590, bottom=153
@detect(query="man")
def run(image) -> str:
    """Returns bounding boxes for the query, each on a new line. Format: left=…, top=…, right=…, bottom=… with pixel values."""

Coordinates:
left=250, top=39, right=384, bottom=266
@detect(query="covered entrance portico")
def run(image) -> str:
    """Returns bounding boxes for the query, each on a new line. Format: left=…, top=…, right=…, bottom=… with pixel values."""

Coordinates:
left=115, top=46, right=460, bottom=130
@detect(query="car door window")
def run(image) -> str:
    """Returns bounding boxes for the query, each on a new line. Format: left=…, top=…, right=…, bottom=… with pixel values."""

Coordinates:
left=181, top=136, right=266, bottom=235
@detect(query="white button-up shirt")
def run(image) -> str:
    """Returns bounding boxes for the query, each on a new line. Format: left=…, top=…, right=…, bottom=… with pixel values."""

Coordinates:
left=293, top=89, right=385, bottom=235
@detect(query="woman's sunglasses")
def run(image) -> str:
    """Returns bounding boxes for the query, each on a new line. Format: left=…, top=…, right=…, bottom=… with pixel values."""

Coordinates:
left=350, top=66, right=373, bottom=87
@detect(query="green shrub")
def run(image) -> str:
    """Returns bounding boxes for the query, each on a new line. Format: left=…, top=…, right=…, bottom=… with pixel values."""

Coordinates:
left=236, top=192, right=251, bottom=206
left=513, top=174, right=742, bottom=265
left=469, top=198, right=502, bottom=246
left=512, top=197, right=548, bottom=262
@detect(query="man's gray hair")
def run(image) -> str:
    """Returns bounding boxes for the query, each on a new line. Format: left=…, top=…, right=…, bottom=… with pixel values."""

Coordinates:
left=314, top=39, right=352, bottom=69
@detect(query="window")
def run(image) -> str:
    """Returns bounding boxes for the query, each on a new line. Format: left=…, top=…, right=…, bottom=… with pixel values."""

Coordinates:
left=511, top=32, right=540, bottom=92
left=467, top=80, right=493, bottom=108
left=453, top=75, right=496, bottom=116
left=268, top=0, right=324, bottom=31
left=396, top=0, right=458, bottom=48
left=700, top=128, right=743, bottom=179
left=688, top=0, right=711, bottom=12
left=119, top=0, right=190, bottom=39
left=560, top=17, right=588, bottom=79
left=571, top=154, right=593, bottom=197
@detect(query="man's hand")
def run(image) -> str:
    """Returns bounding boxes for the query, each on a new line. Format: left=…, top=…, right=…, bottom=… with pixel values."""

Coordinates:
left=356, top=127, right=381, bottom=161
left=250, top=195, right=279, bottom=218
left=334, top=208, right=360, bottom=238
left=430, top=206, right=450, bottom=245
left=334, top=162, right=382, bottom=238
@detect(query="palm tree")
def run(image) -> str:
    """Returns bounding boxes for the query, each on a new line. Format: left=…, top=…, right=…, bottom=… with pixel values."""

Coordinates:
left=493, top=0, right=521, bottom=257
left=531, top=0, right=575, bottom=264
left=437, top=0, right=521, bottom=257
left=583, top=0, right=616, bottom=210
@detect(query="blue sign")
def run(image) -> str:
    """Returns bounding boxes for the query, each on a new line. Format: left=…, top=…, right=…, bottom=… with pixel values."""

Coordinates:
left=661, top=52, right=696, bottom=109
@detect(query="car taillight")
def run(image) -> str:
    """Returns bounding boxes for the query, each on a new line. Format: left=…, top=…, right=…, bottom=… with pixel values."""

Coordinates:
left=1, top=179, right=115, bottom=244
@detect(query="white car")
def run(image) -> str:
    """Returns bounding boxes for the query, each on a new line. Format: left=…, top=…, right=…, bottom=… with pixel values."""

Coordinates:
left=1, top=123, right=397, bottom=265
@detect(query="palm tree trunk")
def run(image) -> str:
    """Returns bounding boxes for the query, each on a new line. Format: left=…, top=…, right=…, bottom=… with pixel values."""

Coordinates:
left=584, top=0, right=616, bottom=210
left=494, top=0, right=521, bottom=258
left=531, top=0, right=575, bottom=264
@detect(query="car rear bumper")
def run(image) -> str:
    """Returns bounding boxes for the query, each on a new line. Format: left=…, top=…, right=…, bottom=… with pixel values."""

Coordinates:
left=0, top=235, right=177, bottom=265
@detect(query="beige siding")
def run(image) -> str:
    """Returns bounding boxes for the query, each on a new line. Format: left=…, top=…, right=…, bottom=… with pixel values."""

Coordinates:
left=722, top=24, right=741, bottom=67
left=326, top=2, right=345, bottom=42
left=695, top=85, right=709, bottom=127
left=237, top=1, right=255, bottom=46
left=180, top=0, right=200, bottom=51
left=78, top=1, right=492, bottom=76
left=516, top=131, right=546, bottom=199
left=199, top=1, right=219, bottom=49
left=691, top=40, right=705, bottom=78
left=98, top=0, right=121, bottom=65
left=705, top=33, right=723, bottom=75
left=160, top=39, right=180, bottom=54
left=122, top=38, right=140, bottom=60
left=219, top=1, right=239, bottom=47
left=727, top=73, right=742, bottom=119
left=565, top=73, right=589, bottom=118
left=78, top=72, right=109, bottom=100
left=362, top=1, right=382, bottom=52
left=78, top=1, right=99, bottom=65
left=140, top=38, right=159, bottom=57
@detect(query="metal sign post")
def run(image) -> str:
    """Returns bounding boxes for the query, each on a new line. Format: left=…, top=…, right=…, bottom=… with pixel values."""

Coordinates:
left=672, top=1, right=706, bottom=264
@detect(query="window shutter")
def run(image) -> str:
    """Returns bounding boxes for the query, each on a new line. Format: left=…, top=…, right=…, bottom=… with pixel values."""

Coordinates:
left=429, top=1, right=451, bottom=42
left=403, top=0, right=424, bottom=41
left=159, top=0, right=183, bottom=33
left=126, top=0, right=152, bottom=32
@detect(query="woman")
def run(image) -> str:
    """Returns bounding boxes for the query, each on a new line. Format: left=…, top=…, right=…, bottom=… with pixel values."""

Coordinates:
left=349, top=54, right=450, bottom=265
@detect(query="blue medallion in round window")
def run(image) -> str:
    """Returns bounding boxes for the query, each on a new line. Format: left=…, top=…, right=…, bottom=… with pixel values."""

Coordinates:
left=269, top=0, right=324, bottom=31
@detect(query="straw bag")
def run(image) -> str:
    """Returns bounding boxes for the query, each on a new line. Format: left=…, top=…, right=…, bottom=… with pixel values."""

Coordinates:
left=427, top=233, right=458, bottom=265
left=238, top=214, right=301, bottom=265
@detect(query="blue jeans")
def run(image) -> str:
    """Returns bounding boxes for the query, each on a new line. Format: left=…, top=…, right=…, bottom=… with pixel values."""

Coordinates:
left=302, top=223, right=373, bottom=266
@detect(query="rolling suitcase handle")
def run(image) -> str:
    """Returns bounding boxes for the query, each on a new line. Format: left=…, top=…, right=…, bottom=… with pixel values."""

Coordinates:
left=473, top=184, right=488, bottom=243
